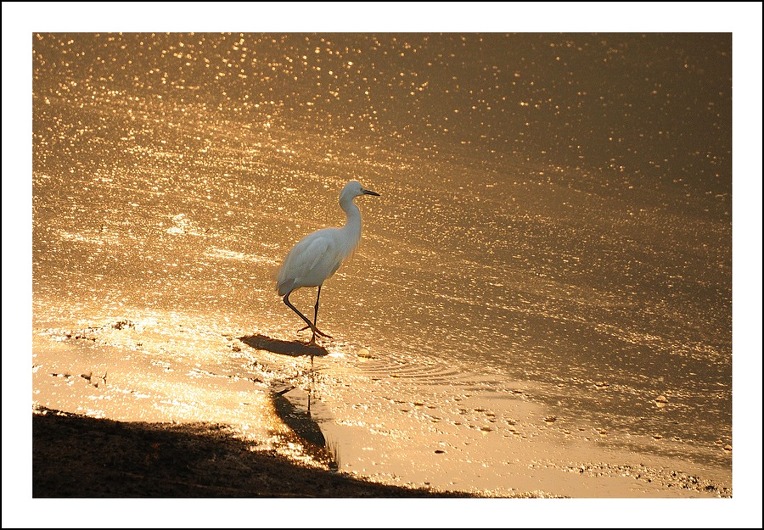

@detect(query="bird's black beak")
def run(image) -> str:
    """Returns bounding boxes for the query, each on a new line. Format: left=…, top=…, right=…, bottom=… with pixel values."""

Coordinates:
left=363, top=189, right=380, bottom=197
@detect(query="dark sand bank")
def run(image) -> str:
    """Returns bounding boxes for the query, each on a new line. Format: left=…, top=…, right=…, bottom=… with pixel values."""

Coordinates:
left=32, top=408, right=467, bottom=498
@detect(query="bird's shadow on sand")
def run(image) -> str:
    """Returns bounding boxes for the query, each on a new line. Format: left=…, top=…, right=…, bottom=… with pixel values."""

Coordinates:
left=238, top=334, right=328, bottom=358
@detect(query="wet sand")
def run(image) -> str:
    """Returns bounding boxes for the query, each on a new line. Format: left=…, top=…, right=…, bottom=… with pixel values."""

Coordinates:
left=31, top=320, right=731, bottom=500
left=29, top=326, right=506, bottom=499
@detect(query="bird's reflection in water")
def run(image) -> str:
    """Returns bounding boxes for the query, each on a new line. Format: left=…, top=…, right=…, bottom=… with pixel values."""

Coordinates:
left=239, top=334, right=330, bottom=458
left=271, top=388, right=327, bottom=450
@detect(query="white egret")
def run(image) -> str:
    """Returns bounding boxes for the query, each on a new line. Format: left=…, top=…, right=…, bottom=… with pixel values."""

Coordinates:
left=276, top=180, right=380, bottom=344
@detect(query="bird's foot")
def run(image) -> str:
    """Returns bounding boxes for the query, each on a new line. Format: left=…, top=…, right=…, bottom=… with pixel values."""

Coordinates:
left=298, top=325, right=332, bottom=339
left=297, top=326, right=334, bottom=339
left=315, top=328, right=333, bottom=339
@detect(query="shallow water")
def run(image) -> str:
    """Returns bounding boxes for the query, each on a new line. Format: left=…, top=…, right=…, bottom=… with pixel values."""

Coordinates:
left=32, top=33, right=731, bottom=496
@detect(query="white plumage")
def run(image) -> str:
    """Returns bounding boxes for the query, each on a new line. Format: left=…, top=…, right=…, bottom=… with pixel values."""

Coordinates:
left=276, top=180, right=380, bottom=343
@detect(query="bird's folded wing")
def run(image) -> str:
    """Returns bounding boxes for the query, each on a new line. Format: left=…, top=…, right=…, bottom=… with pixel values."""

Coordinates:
left=277, top=232, right=342, bottom=293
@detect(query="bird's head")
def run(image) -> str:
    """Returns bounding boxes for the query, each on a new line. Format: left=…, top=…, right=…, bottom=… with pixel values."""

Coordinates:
left=341, top=180, right=380, bottom=202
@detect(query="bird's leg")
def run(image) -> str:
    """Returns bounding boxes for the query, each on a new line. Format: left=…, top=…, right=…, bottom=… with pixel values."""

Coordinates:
left=313, top=285, right=321, bottom=328
left=311, top=285, right=332, bottom=339
left=296, top=285, right=333, bottom=339
left=283, top=291, right=331, bottom=343
left=284, top=291, right=317, bottom=334
left=296, top=286, right=321, bottom=332
left=312, top=285, right=334, bottom=337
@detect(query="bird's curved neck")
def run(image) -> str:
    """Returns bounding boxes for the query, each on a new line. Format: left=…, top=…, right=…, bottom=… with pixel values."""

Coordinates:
left=340, top=196, right=362, bottom=252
